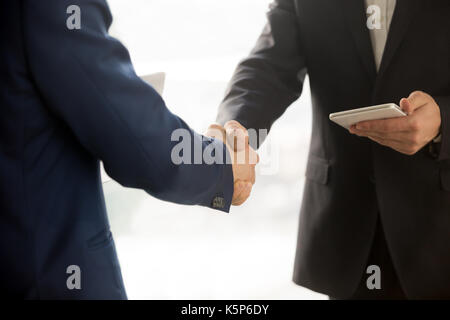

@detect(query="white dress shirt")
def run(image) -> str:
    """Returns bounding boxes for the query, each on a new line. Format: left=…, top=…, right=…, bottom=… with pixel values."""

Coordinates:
left=364, top=0, right=441, bottom=142
left=365, top=0, right=397, bottom=71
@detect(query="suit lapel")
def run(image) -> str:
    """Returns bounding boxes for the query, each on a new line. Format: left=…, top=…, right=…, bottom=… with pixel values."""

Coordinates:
left=341, top=0, right=377, bottom=82
left=341, top=0, right=422, bottom=89
left=376, top=0, right=422, bottom=80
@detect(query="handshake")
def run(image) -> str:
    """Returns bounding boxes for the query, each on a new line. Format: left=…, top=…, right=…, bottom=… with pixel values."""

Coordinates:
left=205, top=121, right=259, bottom=206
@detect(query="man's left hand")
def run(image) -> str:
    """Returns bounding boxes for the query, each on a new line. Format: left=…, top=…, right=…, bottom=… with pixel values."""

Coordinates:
left=349, top=91, right=442, bottom=155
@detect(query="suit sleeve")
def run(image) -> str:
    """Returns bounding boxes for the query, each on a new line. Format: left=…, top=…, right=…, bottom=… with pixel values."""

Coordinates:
left=217, top=0, right=307, bottom=147
left=22, top=0, right=233, bottom=212
left=435, top=96, right=450, bottom=161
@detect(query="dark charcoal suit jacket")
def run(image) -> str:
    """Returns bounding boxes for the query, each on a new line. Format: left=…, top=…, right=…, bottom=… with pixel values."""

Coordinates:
left=0, top=0, right=233, bottom=299
left=218, top=0, right=450, bottom=299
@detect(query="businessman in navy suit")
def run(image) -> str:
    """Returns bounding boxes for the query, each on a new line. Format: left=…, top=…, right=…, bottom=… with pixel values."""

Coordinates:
left=0, top=0, right=257, bottom=299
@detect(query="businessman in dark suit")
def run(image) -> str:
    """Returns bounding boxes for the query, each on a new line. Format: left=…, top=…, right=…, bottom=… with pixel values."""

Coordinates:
left=218, top=0, right=450, bottom=299
left=0, top=0, right=257, bottom=299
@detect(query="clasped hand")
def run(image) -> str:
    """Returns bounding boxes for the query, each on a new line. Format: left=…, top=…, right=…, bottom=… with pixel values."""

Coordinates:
left=205, top=121, right=259, bottom=206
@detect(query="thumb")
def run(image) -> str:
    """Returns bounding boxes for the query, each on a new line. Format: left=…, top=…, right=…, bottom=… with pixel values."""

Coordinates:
left=400, top=91, right=429, bottom=115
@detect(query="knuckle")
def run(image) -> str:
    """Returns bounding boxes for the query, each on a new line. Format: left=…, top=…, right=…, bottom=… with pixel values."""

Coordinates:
left=225, top=120, right=239, bottom=127
left=410, top=90, right=423, bottom=98
left=225, top=120, right=246, bottom=132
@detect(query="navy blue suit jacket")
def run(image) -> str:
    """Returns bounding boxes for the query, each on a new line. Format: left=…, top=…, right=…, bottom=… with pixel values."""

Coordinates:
left=0, top=0, right=233, bottom=299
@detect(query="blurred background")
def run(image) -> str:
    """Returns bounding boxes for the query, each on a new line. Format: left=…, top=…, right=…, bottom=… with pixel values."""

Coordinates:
left=105, top=0, right=325, bottom=300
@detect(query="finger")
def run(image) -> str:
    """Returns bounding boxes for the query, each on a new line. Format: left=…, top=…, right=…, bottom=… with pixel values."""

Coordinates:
left=236, top=182, right=252, bottom=205
left=352, top=125, right=426, bottom=150
left=249, top=166, right=256, bottom=185
left=368, top=136, right=417, bottom=155
left=350, top=127, right=410, bottom=144
left=224, top=120, right=247, bottom=131
left=232, top=181, right=252, bottom=205
left=224, top=120, right=249, bottom=151
left=235, top=164, right=255, bottom=184
left=205, top=124, right=226, bottom=142
left=400, top=91, right=430, bottom=114
left=232, top=190, right=250, bottom=205
left=234, top=143, right=259, bottom=166
left=248, top=146, right=259, bottom=165
left=231, top=180, right=245, bottom=204
left=354, top=116, right=412, bottom=133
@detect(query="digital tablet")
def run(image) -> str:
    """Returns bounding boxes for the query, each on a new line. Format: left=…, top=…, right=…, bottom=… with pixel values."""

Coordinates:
left=329, top=103, right=407, bottom=129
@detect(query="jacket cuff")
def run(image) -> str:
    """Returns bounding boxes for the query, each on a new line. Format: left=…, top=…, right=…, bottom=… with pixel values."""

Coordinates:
left=435, top=96, right=450, bottom=161
left=201, top=139, right=234, bottom=213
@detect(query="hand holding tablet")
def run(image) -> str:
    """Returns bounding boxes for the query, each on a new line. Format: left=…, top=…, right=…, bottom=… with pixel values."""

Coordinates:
left=328, top=92, right=442, bottom=156
left=329, top=103, right=406, bottom=130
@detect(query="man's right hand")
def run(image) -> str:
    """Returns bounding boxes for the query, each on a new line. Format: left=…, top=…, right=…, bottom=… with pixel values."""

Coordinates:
left=205, top=121, right=259, bottom=206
